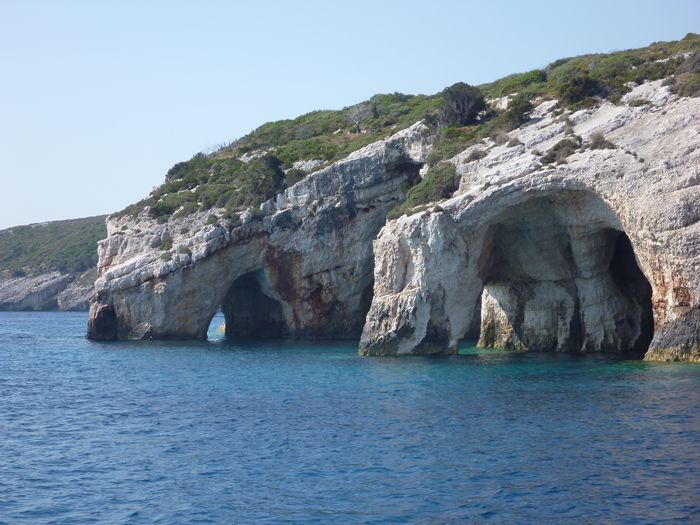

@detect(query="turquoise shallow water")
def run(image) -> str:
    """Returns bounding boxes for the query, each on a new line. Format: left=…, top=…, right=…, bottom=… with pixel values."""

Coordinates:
left=1, top=312, right=699, bottom=524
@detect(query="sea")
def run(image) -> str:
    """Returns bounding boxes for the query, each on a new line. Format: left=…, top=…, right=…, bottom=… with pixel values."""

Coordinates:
left=1, top=311, right=699, bottom=524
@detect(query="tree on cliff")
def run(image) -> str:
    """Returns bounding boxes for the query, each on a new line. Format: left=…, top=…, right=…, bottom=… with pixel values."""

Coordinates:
left=346, top=102, right=377, bottom=133
left=440, top=83, right=486, bottom=127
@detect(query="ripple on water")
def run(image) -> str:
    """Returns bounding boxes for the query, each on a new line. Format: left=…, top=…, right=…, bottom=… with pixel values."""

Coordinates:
left=0, top=311, right=699, bottom=524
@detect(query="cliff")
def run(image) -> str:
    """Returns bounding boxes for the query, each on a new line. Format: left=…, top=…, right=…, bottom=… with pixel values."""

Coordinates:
left=87, top=37, right=700, bottom=361
left=88, top=124, right=431, bottom=339
left=0, top=217, right=106, bottom=311
left=360, top=81, right=699, bottom=362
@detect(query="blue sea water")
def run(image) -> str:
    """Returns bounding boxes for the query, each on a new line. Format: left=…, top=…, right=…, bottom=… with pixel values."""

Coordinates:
left=0, top=312, right=699, bottom=524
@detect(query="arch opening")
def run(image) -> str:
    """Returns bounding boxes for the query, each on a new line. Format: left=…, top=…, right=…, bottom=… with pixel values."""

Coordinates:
left=220, top=270, right=288, bottom=340
left=470, top=193, right=654, bottom=354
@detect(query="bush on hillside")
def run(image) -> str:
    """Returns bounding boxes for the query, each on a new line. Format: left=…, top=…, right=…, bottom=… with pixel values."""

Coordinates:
left=677, top=51, right=700, bottom=74
left=484, top=69, right=547, bottom=98
left=466, top=149, right=488, bottom=162
left=586, top=132, right=616, bottom=150
left=557, top=73, right=604, bottom=105
left=669, top=73, right=700, bottom=97
left=440, top=83, right=486, bottom=127
left=540, top=138, right=581, bottom=164
left=502, top=94, right=534, bottom=127
left=387, top=163, right=459, bottom=218
left=285, top=168, right=307, bottom=186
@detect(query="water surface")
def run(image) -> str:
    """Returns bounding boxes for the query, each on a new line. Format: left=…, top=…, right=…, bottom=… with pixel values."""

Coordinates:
left=1, top=312, right=699, bottom=524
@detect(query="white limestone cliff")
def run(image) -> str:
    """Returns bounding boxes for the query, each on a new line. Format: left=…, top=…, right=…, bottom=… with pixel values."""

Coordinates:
left=359, top=81, right=700, bottom=361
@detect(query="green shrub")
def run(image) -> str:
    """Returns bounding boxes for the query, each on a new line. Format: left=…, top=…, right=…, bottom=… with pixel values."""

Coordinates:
left=159, top=238, right=173, bottom=251
left=483, top=69, right=547, bottom=98
left=206, top=214, right=219, bottom=225
left=149, top=192, right=196, bottom=219
left=557, top=73, right=604, bottom=105
left=426, top=126, right=480, bottom=165
left=466, top=149, right=488, bottom=162
left=507, top=137, right=523, bottom=147
left=440, top=83, right=486, bottom=126
left=502, top=94, right=534, bottom=127
left=492, top=132, right=509, bottom=145
left=540, top=138, right=581, bottom=164
left=285, top=168, right=307, bottom=186
left=677, top=52, right=700, bottom=74
left=628, top=99, right=652, bottom=107
left=586, top=132, right=616, bottom=150
left=669, top=72, right=700, bottom=97
left=387, top=163, right=459, bottom=218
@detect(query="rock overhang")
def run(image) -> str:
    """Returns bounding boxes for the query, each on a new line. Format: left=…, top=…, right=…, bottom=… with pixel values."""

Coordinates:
left=86, top=82, right=700, bottom=361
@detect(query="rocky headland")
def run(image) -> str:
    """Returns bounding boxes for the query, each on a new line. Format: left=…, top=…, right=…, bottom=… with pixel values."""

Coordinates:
left=0, top=272, right=93, bottom=311
left=360, top=81, right=699, bottom=362
left=87, top=38, right=699, bottom=361
left=0, top=216, right=106, bottom=311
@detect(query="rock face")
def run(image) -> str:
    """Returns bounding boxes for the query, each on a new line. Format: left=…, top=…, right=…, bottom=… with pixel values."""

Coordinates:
left=57, top=281, right=93, bottom=311
left=0, top=273, right=93, bottom=311
left=0, top=272, right=92, bottom=311
left=360, top=81, right=700, bottom=362
left=87, top=123, right=432, bottom=340
left=88, top=81, right=699, bottom=362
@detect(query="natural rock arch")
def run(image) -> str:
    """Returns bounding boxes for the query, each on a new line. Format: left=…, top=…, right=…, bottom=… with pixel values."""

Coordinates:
left=221, top=271, right=287, bottom=339
left=359, top=188, right=658, bottom=356
left=87, top=122, right=433, bottom=343
left=87, top=86, right=699, bottom=360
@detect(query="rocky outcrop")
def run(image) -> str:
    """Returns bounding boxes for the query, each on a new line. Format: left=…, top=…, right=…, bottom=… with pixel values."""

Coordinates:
left=57, top=280, right=93, bottom=311
left=88, top=123, right=432, bottom=340
left=0, top=272, right=72, bottom=310
left=88, top=80, right=699, bottom=362
left=360, top=81, right=700, bottom=362
left=0, top=272, right=94, bottom=311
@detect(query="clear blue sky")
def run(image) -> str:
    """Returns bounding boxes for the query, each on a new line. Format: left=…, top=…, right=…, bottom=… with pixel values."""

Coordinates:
left=0, top=0, right=697, bottom=229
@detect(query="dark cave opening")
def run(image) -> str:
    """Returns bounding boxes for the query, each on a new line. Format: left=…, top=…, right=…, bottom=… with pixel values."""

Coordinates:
left=472, top=195, right=654, bottom=354
left=220, top=271, right=286, bottom=339
left=608, top=231, right=654, bottom=354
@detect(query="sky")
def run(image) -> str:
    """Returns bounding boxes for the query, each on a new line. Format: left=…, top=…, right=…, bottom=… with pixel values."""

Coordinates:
left=0, top=0, right=697, bottom=229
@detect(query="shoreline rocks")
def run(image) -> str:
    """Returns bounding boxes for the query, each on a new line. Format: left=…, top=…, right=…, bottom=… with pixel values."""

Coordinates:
left=87, top=81, right=700, bottom=362
left=0, top=272, right=92, bottom=311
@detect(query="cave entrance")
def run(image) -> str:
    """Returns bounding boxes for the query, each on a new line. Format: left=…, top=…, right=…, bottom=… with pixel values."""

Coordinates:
left=472, top=194, right=653, bottom=354
left=219, top=270, right=287, bottom=340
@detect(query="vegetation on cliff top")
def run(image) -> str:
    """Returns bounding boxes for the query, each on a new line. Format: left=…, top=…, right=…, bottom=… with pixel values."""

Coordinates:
left=0, top=216, right=107, bottom=278
left=117, top=34, right=700, bottom=222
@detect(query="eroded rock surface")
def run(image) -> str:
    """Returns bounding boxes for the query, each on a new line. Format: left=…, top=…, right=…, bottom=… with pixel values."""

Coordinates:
left=88, top=123, right=432, bottom=340
left=0, top=273, right=94, bottom=311
left=360, top=81, right=700, bottom=361
left=88, top=81, right=700, bottom=361
left=0, top=273, right=73, bottom=311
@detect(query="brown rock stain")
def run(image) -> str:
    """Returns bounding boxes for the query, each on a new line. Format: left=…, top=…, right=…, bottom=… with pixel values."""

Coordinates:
left=672, top=271, right=691, bottom=307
